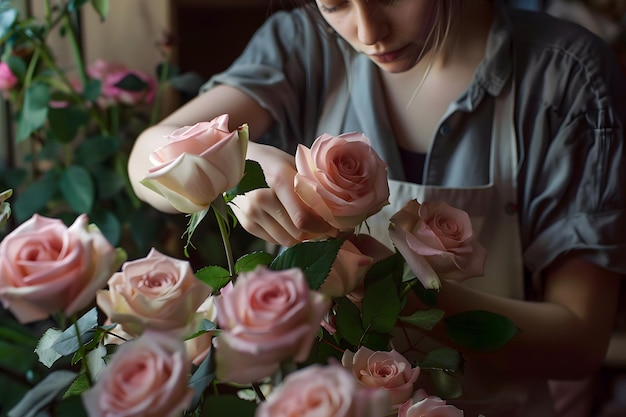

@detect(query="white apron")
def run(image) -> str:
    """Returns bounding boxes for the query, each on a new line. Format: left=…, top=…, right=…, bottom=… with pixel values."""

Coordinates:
left=318, top=78, right=555, bottom=416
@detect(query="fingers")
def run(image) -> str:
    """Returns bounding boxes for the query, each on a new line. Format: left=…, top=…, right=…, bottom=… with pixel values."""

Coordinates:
left=230, top=188, right=337, bottom=247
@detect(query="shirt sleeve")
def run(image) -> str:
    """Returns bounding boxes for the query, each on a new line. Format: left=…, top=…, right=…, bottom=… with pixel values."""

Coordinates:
left=200, top=8, right=343, bottom=154
left=517, top=32, right=626, bottom=280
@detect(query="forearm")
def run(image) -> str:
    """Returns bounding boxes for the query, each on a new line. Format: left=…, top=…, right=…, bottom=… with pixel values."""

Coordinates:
left=409, top=258, right=621, bottom=380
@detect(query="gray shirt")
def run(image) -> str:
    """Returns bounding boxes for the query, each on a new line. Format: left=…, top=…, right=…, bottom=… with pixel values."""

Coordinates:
left=203, top=3, right=626, bottom=286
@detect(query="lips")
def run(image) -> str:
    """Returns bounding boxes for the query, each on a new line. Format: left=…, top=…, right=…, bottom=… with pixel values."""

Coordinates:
left=369, top=46, right=408, bottom=63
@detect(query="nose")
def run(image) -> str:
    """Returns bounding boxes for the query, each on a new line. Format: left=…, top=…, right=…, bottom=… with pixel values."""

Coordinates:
left=355, top=3, right=389, bottom=45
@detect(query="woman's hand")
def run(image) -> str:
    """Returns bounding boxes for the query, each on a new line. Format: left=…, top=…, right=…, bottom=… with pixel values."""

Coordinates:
left=230, top=142, right=339, bottom=246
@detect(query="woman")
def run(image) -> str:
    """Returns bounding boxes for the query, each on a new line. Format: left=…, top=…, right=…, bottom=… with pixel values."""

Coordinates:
left=128, top=1, right=626, bottom=415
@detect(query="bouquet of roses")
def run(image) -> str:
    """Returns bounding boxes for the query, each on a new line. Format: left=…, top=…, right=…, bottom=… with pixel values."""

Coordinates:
left=0, top=114, right=517, bottom=417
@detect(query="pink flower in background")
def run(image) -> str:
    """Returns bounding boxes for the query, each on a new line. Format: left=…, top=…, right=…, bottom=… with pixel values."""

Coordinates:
left=255, top=363, right=391, bottom=417
left=214, top=266, right=330, bottom=384
left=87, top=59, right=156, bottom=107
left=82, top=330, right=194, bottom=417
left=389, top=200, right=487, bottom=290
left=398, top=389, right=464, bottom=417
left=0, top=62, right=18, bottom=92
left=96, top=248, right=212, bottom=337
left=142, top=114, right=249, bottom=213
left=294, top=132, right=390, bottom=231
left=342, top=347, right=420, bottom=411
left=0, top=214, right=119, bottom=324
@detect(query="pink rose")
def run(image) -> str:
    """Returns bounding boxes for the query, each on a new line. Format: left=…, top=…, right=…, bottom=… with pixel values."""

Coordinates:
left=294, top=132, right=390, bottom=231
left=389, top=200, right=487, bottom=290
left=214, top=266, right=330, bottom=384
left=0, top=214, right=119, bottom=324
left=398, top=389, right=464, bottom=417
left=96, top=248, right=212, bottom=337
left=142, top=114, right=249, bottom=213
left=82, top=330, right=194, bottom=417
left=0, top=62, right=18, bottom=91
left=87, top=59, right=156, bottom=107
left=255, top=363, right=391, bottom=417
left=319, top=238, right=373, bottom=298
left=342, top=347, right=420, bottom=410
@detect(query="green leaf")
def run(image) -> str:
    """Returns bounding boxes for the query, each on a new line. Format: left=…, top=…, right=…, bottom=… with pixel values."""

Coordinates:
left=62, top=372, right=89, bottom=399
left=234, top=251, right=274, bottom=273
left=224, top=159, right=268, bottom=203
left=13, top=174, right=59, bottom=222
left=82, top=78, right=101, bottom=102
left=7, top=370, right=78, bottom=417
left=52, top=308, right=98, bottom=356
left=35, top=328, right=64, bottom=368
left=399, top=308, right=444, bottom=331
left=67, top=0, right=90, bottom=11
left=48, top=106, right=90, bottom=143
left=188, top=349, right=216, bottom=410
left=334, top=297, right=364, bottom=347
left=195, top=265, right=231, bottom=291
left=426, top=368, right=463, bottom=400
left=60, top=165, right=95, bottom=213
left=16, top=82, right=50, bottom=141
left=444, top=310, right=520, bottom=352
left=114, top=73, right=148, bottom=92
left=200, top=394, right=257, bottom=417
left=74, top=135, right=121, bottom=165
left=362, top=258, right=403, bottom=334
left=0, top=7, right=18, bottom=40
left=184, top=208, right=209, bottom=255
left=269, top=239, right=344, bottom=290
left=93, top=166, right=125, bottom=200
left=6, top=54, right=26, bottom=79
left=89, top=209, right=120, bottom=246
left=90, top=0, right=110, bottom=21
left=421, top=348, right=462, bottom=372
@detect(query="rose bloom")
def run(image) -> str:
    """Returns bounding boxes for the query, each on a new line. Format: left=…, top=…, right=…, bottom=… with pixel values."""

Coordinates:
left=96, top=248, right=212, bottom=337
left=0, top=61, right=18, bottom=92
left=214, top=266, right=330, bottom=384
left=87, top=59, right=156, bottom=107
left=294, top=132, right=389, bottom=231
left=0, top=214, right=119, bottom=324
left=82, top=330, right=194, bottom=417
left=389, top=200, right=487, bottom=290
left=256, top=363, right=391, bottom=417
left=319, top=238, right=373, bottom=298
left=342, top=347, right=420, bottom=411
left=142, top=114, right=248, bottom=213
left=398, top=389, right=464, bottom=417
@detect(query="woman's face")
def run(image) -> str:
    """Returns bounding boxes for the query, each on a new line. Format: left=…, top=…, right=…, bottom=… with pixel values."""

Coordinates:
left=315, top=0, right=440, bottom=73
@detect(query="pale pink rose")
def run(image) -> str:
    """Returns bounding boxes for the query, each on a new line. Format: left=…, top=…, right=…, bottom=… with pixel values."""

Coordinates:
left=389, top=200, right=487, bottom=290
left=82, top=330, right=194, bottom=417
left=0, top=62, right=18, bottom=91
left=398, top=389, right=464, bottom=417
left=0, top=214, right=119, bottom=324
left=255, top=363, right=391, bottom=417
left=214, top=266, right=330, bottom=384
left=87, top=59, right=156, bottom=107
left=294, top=132, right=390, bottom=231
left=319, top=239, right=373, bottom=298
left=185, top=294, right=218, bottom=366
left=96, top=248, right=212, bottom=337
left=142, top=114, right=249, bottom=213
left=342, top=347, right=420, bottom=410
